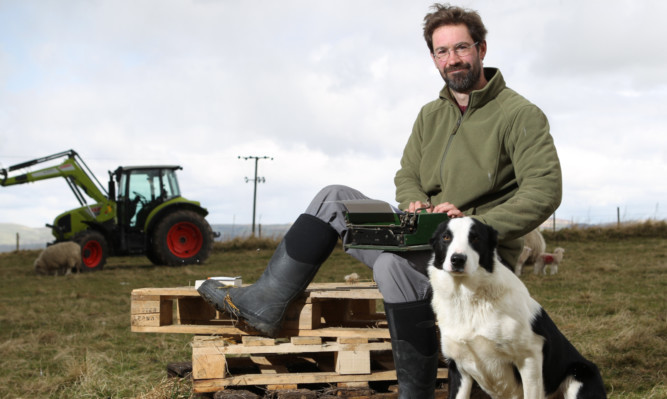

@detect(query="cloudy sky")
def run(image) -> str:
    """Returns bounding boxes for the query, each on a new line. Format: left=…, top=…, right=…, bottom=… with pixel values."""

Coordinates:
left=0, top=0, right=665, bottom=229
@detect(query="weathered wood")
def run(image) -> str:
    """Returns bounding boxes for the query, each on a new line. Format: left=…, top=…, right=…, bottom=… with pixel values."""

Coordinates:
left=130, top=283, right=388, bottom=338
left=334, top=337, right=370, bottom=375
left=192, top=344, right=227, bottom=380
left=177, top=296, right=216, bottom=324
left=166, top=361, right=192, bottom=378
left=192, top=336, right=391, bottom=355
left=242, top=336, right=276, bottom=346
left=213, top=389, right=261, bottom=399
left=134, top=283, right=450, bottom=396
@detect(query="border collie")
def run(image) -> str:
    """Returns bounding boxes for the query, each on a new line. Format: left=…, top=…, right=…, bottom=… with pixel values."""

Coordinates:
left=428, top=217, right=606, bottom=399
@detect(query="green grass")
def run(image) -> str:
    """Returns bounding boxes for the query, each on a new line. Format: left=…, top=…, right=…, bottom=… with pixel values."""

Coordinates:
left=0, top=224, right=665, bottom=398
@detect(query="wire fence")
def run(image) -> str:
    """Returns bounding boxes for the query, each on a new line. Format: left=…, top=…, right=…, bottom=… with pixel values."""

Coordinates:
left=545, top=204, right=666, bottom=230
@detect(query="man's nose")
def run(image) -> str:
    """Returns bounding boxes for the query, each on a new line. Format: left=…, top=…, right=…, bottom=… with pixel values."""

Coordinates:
left=445, top=52, right=463, bottom=66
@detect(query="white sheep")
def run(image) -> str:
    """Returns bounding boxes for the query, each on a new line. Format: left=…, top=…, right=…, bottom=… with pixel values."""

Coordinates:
left=34, top=241, right=82, bottom=276
left=514, top=246, right=533, bottom=277
left=514, top=228, right=547, bottom=276
left=534, top=247, right=565, bottom=275
left=523, top=228, right=546, bottom=264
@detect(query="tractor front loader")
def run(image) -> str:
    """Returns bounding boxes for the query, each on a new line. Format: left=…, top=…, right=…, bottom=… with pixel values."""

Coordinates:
left=1, top=149, right=215, bottom=271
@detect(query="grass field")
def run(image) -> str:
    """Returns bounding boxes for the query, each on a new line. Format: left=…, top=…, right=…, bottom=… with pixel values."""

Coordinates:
left=0, top=223, right=665, bottom=398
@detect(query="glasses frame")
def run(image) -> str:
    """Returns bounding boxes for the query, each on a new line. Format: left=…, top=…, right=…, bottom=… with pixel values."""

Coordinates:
left=433, top=41, right=479, bottom=62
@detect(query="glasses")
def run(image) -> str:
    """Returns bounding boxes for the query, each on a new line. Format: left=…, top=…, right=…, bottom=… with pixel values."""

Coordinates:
left=433, top=42, right=478, bottom=61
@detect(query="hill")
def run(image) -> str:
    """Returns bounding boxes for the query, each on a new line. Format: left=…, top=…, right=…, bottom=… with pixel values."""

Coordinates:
left=0, top=223, right=53, bottom=252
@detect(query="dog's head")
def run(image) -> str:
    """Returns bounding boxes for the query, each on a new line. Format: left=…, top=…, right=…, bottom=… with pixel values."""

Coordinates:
left=428, top=217, right=498, bottom=275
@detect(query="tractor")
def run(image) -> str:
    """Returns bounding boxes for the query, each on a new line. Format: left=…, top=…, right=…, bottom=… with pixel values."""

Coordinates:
left=1, top=149, right=216, bottom=271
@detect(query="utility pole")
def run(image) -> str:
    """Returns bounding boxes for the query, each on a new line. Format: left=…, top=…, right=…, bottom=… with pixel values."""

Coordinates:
left=239, top=155, right=273, bottom=236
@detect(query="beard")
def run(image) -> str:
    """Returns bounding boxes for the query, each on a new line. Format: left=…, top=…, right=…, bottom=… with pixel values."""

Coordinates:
left=440, top=59, right=482, bottom=93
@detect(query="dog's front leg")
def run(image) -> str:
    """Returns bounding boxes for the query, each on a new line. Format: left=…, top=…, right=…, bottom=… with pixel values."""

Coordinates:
left=518, top=356, right=546, bottom=399
left=447, top=360, right=474, bottom=399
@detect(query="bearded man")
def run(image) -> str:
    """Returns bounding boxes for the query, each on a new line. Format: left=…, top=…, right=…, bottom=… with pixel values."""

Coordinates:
left=199, top=4, right=562, bottom=398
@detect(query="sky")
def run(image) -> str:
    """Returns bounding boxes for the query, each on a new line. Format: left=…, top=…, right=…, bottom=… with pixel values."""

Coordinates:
left=0, top=0, right=665, bottom=229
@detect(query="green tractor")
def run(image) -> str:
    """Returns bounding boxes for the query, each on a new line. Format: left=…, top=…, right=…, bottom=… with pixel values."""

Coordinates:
left=0, top=149, right=216, bottom=271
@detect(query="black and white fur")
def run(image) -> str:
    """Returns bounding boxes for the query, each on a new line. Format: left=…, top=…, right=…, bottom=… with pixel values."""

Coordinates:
left=427, top=217, right=606, bottom=399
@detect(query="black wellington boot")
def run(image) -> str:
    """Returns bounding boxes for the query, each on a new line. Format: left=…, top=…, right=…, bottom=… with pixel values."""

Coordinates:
left=385, top=299, right=439, bottom=399
left=197, top=213, right=338, bottom=337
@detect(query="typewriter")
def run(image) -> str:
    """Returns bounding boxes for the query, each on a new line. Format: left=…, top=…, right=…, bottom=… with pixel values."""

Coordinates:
left=342, top=199, right=449, bottom=252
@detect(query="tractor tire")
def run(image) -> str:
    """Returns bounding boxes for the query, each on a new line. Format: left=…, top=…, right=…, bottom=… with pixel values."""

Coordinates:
left=145, top=245, right=162, bottom=266
left=73, top=230, right=108, bottom=272
left=151, top=210, right=213, bottom=266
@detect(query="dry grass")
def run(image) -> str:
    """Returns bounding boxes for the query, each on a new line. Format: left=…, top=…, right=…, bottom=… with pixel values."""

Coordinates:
left=0, top=223, right=664, bottom=398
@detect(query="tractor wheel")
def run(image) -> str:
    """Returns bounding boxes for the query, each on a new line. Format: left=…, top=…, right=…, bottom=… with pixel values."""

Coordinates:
left=73, top=230, right=108, bottom=272
left=145, top=245, right=162, bottom=266
left=151, top=210, right=213, bottom=266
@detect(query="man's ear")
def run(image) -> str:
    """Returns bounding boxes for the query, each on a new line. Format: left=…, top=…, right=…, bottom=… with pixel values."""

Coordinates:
left=477, top=40, right=487, bottom=61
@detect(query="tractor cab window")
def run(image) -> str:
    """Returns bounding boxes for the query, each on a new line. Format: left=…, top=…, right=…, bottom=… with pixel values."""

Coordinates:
left=161, top=169, right=181, bottom=199
left=117, top=168, right=181, bottom=228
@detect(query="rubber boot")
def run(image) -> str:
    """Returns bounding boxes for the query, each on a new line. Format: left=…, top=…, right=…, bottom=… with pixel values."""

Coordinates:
left=385, top=299, right=439, bottom=399
left=197, top=213, right=338, bottom=337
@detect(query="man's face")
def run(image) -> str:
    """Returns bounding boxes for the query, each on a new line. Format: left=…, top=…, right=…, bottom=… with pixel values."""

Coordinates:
left=431, top=24, right=486, bottom=93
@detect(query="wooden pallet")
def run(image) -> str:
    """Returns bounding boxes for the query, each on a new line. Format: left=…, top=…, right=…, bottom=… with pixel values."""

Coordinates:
left=131, top=283, right=448, bottom=394
left=131, top=282, right=389, bottom=338
left=191, top=335, right=448, bottom=393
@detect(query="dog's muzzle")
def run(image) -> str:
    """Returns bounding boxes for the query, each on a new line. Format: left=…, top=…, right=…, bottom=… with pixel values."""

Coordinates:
left=450, top=253, right=467, bottom=272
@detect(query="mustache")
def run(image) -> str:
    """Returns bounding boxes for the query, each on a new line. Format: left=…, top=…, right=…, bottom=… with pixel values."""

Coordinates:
left=444, top=63, right=471, bottom=73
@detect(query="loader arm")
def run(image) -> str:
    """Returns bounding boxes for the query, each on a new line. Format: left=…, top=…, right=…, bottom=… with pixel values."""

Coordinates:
left=0, top=149, right=109, bottom=206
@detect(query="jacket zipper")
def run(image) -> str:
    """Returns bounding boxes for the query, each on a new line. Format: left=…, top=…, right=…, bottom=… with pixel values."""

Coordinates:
left=438, top=113, right=463, bottom=191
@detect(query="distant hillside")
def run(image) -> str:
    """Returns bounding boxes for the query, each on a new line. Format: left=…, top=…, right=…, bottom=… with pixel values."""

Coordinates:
left=0, top=223, right=292, bottom=253
left=211, top=224, right=292, bottom=241
left=0, top=224, right=53, bottom=252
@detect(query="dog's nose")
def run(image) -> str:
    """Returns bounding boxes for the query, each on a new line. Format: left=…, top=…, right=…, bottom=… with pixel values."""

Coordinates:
left=450, top=253, right=467, bottom=269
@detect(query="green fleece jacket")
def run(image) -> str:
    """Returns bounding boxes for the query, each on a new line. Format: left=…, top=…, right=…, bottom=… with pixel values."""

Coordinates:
left=395, top=68, right=562, bottom=266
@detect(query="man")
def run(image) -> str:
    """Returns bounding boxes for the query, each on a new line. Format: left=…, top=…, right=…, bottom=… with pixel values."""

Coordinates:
left=198, top=3, right=561, bottom=398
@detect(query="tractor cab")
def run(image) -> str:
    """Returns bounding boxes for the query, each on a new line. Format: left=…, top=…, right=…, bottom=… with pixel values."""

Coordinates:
left=113, top=165, right=182, bottom=230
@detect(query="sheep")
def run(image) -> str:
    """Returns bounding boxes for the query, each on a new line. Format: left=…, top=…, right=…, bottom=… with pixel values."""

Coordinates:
left=34, top=241, right=82, bottom=276
left=534, top=247, right=565, bottom=275
left=522, top=228, right=546, bottom=264
left=514, top=246, right=533, bottom=277
left=514, top=228, right=547, bottom=276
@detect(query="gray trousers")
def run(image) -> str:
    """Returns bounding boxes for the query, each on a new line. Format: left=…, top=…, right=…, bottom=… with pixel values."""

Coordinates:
left=304, top=185, right=432, bottom=304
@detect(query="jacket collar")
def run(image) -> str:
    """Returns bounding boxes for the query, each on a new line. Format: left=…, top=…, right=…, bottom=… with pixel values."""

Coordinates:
left=439, top=67, right=505, bottom=110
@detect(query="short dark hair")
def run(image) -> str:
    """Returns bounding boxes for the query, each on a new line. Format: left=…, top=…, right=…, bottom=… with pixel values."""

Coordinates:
left=423, top=3, right=487, bottom=53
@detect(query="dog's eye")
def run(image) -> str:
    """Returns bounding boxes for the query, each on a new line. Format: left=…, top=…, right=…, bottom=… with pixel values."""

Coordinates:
left=442, top=234, right=452, bottom=242
left=470, top=233, right=479, bottom=243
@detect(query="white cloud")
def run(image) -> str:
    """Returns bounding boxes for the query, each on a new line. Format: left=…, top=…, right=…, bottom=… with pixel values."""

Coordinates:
left=0, top=0, right=665, bottom=229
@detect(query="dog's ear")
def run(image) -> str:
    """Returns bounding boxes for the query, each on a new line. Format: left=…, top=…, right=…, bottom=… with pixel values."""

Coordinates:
left=485, top=223, right=498, bottom=251
left=474, top=220, right=499, bottom=273
left=430, top=220, right=451, bottom=268
left=429, top=219, right=450, bottom=248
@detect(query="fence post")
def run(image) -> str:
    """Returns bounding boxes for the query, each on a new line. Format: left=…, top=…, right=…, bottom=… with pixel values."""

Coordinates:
left=15, top=233, right=19, bottom=252
left=552, top=213, right=556, bottom=232
left=617, top=207, right=621, bottom=227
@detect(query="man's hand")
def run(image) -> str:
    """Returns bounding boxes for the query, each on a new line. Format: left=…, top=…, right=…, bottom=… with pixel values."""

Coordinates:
left=406, top=201, right=462, bottom=217
left=432, top=202, right=463, bottom=218
left=407, top=201, right=433, bottom=213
